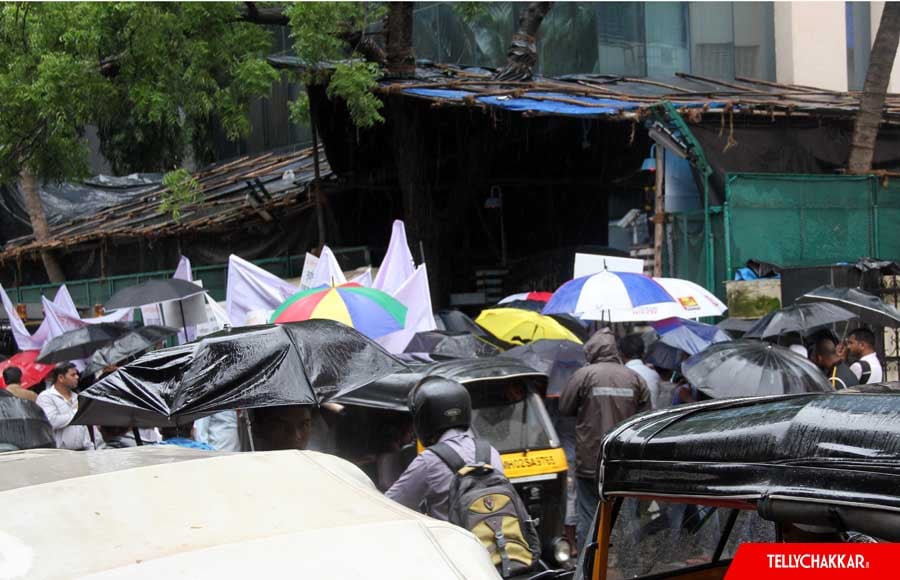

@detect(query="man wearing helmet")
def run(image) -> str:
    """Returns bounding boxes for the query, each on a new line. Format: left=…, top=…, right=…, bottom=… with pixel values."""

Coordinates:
left=386, top=376, right=505, bottom=520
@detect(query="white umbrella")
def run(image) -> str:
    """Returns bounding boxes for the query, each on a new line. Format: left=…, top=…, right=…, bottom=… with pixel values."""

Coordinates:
left=654, top=277, right=727, bottom=318
left=543, top=270, right=683, bottom=322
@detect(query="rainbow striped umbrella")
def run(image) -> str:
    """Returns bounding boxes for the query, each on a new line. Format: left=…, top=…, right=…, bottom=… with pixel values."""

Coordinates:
left=270, top=283, right=407, bottom=339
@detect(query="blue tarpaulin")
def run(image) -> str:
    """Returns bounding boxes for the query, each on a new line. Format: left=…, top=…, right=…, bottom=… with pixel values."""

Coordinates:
left=402, top=87, right=725, bottom=117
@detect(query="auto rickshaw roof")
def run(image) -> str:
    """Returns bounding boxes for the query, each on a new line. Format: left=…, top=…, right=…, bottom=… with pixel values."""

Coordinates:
left=0, top=448, right=501, bottom=579
left=599, top=385, right=900, bottom=514
left=334, top=358, right=548, bottom=411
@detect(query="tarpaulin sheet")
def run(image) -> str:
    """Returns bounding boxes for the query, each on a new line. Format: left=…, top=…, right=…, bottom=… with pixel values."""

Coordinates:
left=402, top=88, right=722, bottom=117
left=72, top=320, right=408, bottom=427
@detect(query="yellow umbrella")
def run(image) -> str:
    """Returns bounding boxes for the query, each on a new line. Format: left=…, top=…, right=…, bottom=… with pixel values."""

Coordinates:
left=475, top=308, right=584, bottom=346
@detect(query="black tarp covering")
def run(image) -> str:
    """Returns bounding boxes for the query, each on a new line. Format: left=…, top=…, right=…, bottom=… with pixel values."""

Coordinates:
left=691, top=119, right=900, bottom=204
left=0, top=175, right=160, bottom=245
left=600, top=389, right=900, bottom=524
left=0, top=390, right=55, bottom=450
left=72, top=320, right=407, bottom=427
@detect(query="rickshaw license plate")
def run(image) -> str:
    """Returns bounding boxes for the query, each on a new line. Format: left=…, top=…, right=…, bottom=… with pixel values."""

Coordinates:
left=501, top=448, right=568, bottom=479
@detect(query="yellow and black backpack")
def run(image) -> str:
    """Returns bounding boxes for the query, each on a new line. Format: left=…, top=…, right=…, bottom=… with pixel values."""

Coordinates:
left=430, top=439, right=541, bottom=578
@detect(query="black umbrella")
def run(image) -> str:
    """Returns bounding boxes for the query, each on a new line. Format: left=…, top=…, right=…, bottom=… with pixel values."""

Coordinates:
left=682, top=340, right=831, bottom=399
left=434, top=309, right=513, bottom=350
left=36, top=323, right=133, bottom=364
left=83, top=325, right=179, bottom=376
left=797, top=286, right=900, bottom=327
left=104, top=278, right=206, bottom=310
left=716, top=318, right=758, bottom=337
left=645, top=340, right=687, bottom=372
left=71, top=320, right=407, bottom=428
left=404, top=331, right=501, bottom=359
left=501, top=339, right=585, bottom=396
left=0, top=390, right=55, bottom=450
left=744, top=303, right=857, bottom=339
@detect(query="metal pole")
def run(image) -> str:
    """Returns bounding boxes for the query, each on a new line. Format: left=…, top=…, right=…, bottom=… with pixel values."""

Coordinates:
left=653, top=146, right=665, bottom=277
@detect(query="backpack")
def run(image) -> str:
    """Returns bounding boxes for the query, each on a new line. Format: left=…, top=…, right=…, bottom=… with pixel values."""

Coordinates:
left=430, top=438, right=541, bottom=578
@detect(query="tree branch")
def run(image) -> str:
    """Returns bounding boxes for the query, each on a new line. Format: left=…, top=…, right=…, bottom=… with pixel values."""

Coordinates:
left=494, top=2, right=554, bottom=82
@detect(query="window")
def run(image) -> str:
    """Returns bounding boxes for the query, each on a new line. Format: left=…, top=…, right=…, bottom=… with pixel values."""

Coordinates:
left=847, top=2, right=872, bottom=90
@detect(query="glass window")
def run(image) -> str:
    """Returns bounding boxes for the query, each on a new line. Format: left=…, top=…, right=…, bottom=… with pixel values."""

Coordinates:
left=537, top=3, right=601, bottom=76
left=596, top=2, right=646, bottom=76
left=470, top=387, right=556, bottom=453
left=645, top=3, right=691, bottom=79
left=608, top=500, right=775, bottom=578
left=847, top=2, right=872, bottom=90
left=733, top=2, right=776, bottom=80
left=689, top=2, right=735, bottom=79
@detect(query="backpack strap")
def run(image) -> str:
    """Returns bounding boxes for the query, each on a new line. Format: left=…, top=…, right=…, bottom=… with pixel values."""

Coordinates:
left=858, top=360, right=872, bottom=384
left=474, top=438, right=492, bottom=465
left=429, top=441, right=467, bottom=472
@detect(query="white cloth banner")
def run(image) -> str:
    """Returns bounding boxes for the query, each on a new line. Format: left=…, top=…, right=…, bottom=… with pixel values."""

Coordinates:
left=225, top=254, right=299, bottom=326
left=309, top=245, right=347, bottom=288
left=377, top=264, right=438, bottom=353
left=372, top=220, right=416, bottom=295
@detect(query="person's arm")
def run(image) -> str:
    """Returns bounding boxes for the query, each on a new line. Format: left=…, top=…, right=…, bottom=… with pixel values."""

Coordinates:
left=385, top=453, right=431, bottom=511
left=849, top=361, right=863, bottom=380
left=36, top=395, right=75, bottom=430
left=558, top=372, right=583, bottom=417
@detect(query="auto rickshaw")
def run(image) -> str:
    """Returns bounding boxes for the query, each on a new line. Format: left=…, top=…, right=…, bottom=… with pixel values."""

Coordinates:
left=328, top=357, right=574, bottom=569
left=575, top=384, right=900, bottom=580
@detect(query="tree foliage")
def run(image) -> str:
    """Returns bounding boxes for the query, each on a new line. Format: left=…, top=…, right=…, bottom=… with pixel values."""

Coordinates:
left=160, top=167, right=201, bottom=222
left=285, top=2, right=386, bottom=128
left=0, top=2, right=279, bottom=180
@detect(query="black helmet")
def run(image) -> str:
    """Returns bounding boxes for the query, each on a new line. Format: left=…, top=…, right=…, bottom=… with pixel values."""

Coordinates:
left=408, top=376, right=471, bottom=445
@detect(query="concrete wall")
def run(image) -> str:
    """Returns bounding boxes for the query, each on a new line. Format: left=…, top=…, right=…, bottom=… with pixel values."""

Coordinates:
left=775, top=2, right=848, bottom=90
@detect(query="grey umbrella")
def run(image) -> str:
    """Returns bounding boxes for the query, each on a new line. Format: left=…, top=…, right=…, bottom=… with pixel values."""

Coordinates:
left=797, top=286, right=900, bottom=327
left=83, top=325, right=180, bottom=376
left=36, top=323, right=133, bottom=364
left=501, top=339, right=585, bottom=396
left=105, top=279, right=206, bottom=310
left=682, top=340, right=831, bottom=399
left=744, top=303, right=857, bottom=339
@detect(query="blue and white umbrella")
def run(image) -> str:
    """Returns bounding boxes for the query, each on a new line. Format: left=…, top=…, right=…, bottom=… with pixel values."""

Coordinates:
left=542, top=270, right=682, bottom=322
left=652, top=317, right=731, bottom=356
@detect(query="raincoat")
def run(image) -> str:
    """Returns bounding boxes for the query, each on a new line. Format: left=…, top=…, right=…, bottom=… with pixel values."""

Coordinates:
left=559, top=329, right=649, bottom=478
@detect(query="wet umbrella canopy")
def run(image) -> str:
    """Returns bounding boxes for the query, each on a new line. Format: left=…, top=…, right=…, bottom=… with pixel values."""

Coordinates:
left=0, top=390, right=55, bottom=450
left=83, top=325, right=179, bottom=376
left=403, top=331, right=500, bottom=358
left=501, top=339, right=585, bottom=396
left=36, top=323, right=133, bottom=364
left=797, top=285, right=900, bottom=327
left=72, top=320, right=407, bottom=428
left=744, top=303, right=857, bottom=339
left=105, top=279, right=206, bottom=310
left=682, top=340, right=831, bottom=398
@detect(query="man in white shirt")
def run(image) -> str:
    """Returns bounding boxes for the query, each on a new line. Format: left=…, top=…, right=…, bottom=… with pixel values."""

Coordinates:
left=620, top=334, right=662, bottom=409
left=846, top=328, right=884, bottom=384
left=35, top=363, right=92, bottom=450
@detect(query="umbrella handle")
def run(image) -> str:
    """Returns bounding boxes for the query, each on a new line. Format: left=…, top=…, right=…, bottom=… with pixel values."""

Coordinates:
left=241, top=410, right=256, bottom=452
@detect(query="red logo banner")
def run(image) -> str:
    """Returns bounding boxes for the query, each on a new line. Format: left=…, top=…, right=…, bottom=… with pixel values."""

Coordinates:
left=726, top=544, right=895, bottom=580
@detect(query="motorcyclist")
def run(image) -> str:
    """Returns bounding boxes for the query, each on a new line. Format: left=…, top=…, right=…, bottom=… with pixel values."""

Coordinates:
left=385, top=376, right=504, bottom=520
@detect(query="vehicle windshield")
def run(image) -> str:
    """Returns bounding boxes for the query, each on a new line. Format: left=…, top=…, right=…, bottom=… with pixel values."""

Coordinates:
left=607, top=499, right=775, bottom=579
left=469, top=381, right=558, bottom=453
